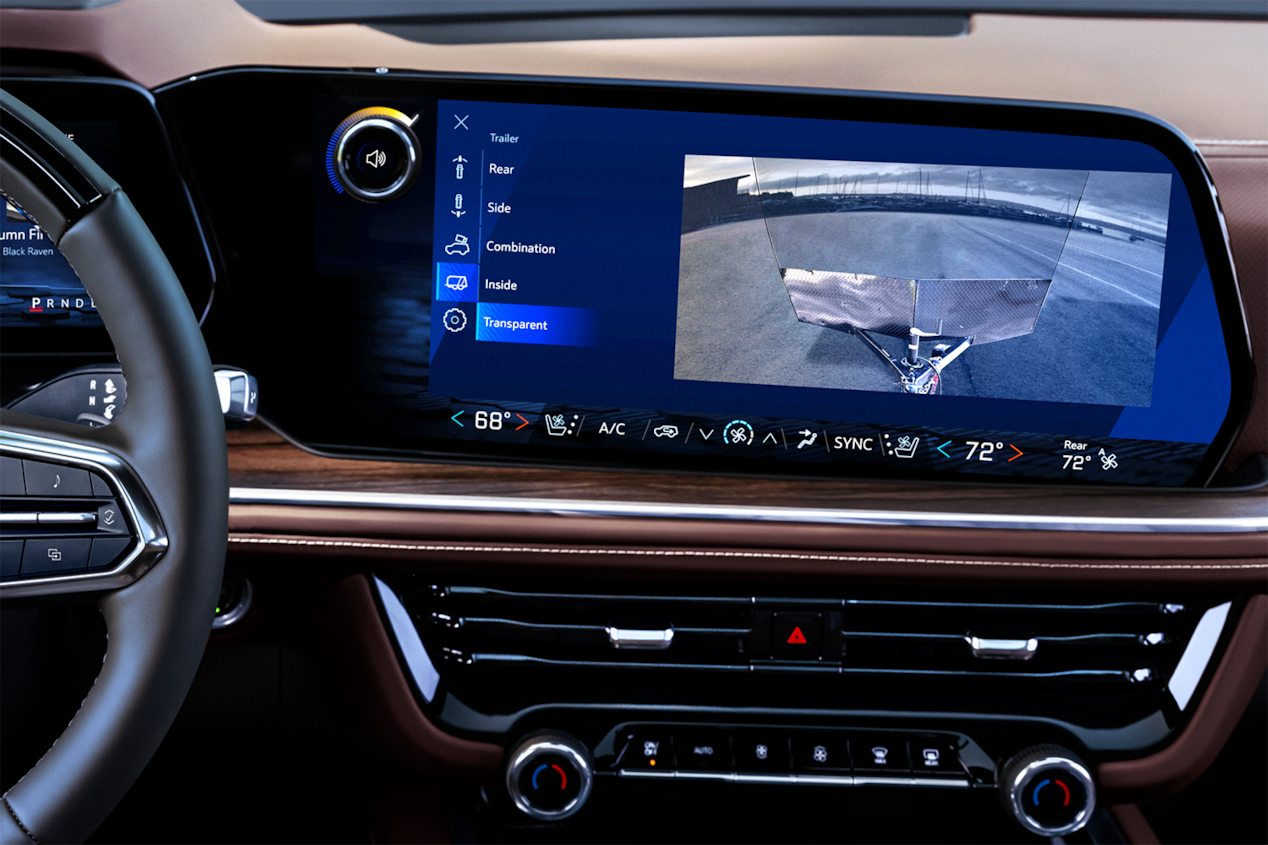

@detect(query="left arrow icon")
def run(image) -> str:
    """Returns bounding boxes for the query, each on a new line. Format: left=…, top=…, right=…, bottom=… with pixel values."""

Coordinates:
left=451, top=411, right=465, bottom=427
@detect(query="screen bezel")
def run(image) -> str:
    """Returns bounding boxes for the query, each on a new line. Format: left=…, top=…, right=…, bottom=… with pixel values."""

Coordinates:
left=0, top=77, right=217, bottom=353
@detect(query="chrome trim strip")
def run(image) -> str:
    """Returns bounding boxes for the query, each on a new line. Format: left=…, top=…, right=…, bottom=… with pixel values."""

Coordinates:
left=0, top=431, right=167, bottom=598
left=795, top=774, right=854, bottom=786
left=909, top=777, right=971, bottom=789
left=853, top=776, right=914, bottom=787
left=733, top=774, right=796, bottom=785
left=36, top=512, right=98, bottom=526
left=674, top=771, right=735, bottom=782
left=616, top=769, right=968, bottom=788
left=618, top=769, right=675, bottom=779
left=229, top=487, right=1268, bottom=534
left=374, top=576, right=441, bottom=702
left=1167, top=601, right=1232, bottom=711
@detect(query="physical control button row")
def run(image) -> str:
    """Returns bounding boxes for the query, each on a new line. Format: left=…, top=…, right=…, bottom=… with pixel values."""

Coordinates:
left=1, top=536, right=133, bottom=579
left=2, top=456, right=115, bottom=498
left=0, top=501, right=127, bottom=533
left=617, top=728, right=966, bottom=781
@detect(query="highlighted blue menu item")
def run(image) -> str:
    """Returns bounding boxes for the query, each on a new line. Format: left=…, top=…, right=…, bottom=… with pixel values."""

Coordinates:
left=436, top=262, right=478, bottom=302
left=475, top=303, right=596, bottom=347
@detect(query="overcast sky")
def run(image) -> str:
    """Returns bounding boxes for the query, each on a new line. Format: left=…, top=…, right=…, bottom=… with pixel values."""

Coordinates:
left=683, top=154, right=1172, bottom=237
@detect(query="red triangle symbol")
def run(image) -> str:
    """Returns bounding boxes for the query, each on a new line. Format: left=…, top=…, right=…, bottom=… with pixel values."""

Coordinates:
left=787, top=626, right=807, bottom=645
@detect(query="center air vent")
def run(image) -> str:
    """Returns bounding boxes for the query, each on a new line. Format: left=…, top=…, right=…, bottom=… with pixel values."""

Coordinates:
left=395, top=583, right=1220, bottom=688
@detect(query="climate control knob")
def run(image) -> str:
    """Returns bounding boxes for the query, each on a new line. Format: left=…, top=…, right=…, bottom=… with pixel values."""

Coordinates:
left=505, top=730, right=593, bottom=821
left=999, top=745, right=1096, bottom=837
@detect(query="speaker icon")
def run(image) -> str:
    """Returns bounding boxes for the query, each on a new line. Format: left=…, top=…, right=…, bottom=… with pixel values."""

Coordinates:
left=365, top=148, right=387, bottom=169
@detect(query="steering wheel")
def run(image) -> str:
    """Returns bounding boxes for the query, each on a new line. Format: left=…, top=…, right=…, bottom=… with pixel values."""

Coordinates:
left=0, top=91, right=227, bottom=843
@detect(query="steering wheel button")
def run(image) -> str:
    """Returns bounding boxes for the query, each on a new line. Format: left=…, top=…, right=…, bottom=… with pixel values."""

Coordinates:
left=1, top=457, right=25, bottom=495
left=20, top=537, right=90, bottom=576
left=90, top=472, right=113, bottom=497
left=1, top=540, right=22, bottom=579
left=89, top=537, right=133, bottom=570
left=22, top=460, right=92, bottom=497
left=95, top=501, right=128, bottom=534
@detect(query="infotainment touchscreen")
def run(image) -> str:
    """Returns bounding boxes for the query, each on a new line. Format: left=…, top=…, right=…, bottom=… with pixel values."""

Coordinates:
left=259, top=75, right=1247, bottom=487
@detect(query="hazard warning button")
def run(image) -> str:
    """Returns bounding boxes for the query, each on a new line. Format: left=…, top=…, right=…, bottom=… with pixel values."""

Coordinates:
left=771, top=612, right=822, bottom=658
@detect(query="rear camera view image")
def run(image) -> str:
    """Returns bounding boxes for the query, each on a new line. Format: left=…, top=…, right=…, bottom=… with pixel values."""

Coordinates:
left=674, top=155, right=1171, bottom=405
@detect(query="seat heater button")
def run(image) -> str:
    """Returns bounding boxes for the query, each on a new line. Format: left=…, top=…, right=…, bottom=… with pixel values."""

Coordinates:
left=1, top=457, right=25, bottom=496
left=850, top=735, right=910, bottom=773
left=23, top=460, right=92, bottom=497
left=734, top=734, right=791, bottom=772
left=674, top=732, right=731, bottom=770
left=793, top=735, right=851, bottom=772
left=1, top=540, right=23, bottom=580
left=89, top=537, right=133, bottom=571
left=20, top=538, right=91, bottom=576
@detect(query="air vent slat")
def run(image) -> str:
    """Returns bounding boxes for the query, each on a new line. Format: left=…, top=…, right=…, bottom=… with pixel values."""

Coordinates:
left=403, top=583, right=1220, bottom=691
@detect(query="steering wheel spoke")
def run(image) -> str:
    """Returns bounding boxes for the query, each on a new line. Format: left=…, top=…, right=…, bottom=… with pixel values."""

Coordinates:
left=1, top=409, right=167, bottom=598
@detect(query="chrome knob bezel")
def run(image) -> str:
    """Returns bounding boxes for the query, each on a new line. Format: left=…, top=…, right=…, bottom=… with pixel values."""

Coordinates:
left=1005, top=753, right=1096, bottom=837
left=504, top=733, right=593, bottom=821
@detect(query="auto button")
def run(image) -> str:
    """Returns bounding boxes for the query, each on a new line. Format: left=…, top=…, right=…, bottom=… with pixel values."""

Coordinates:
left=674, top=731, right=731, bottom=770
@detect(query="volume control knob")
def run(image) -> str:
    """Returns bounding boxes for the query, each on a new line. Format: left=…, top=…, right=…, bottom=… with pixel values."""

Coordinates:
left=505, top=730, right=593, bottom=821
left=326, top=108, right=420, bottom=202
left=999, top=744, right=1096, bottom=837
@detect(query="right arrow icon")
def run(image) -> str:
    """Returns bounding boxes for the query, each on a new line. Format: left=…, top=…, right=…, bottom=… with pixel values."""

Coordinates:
left=1008, top=444, right=1024, bottom=462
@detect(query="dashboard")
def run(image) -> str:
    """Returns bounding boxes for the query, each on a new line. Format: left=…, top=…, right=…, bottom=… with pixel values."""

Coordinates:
left=0, top=2, right=1265, bottom=844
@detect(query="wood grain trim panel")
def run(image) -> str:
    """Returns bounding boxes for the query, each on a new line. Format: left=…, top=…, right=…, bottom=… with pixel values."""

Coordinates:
left=226, top=427, right=1268, bottom=521
left=228, top=531, right=1268, bottom=590
left=228, top=504, right=1268, bottom=559
left=1097, top=594, right=1268, bottom=802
